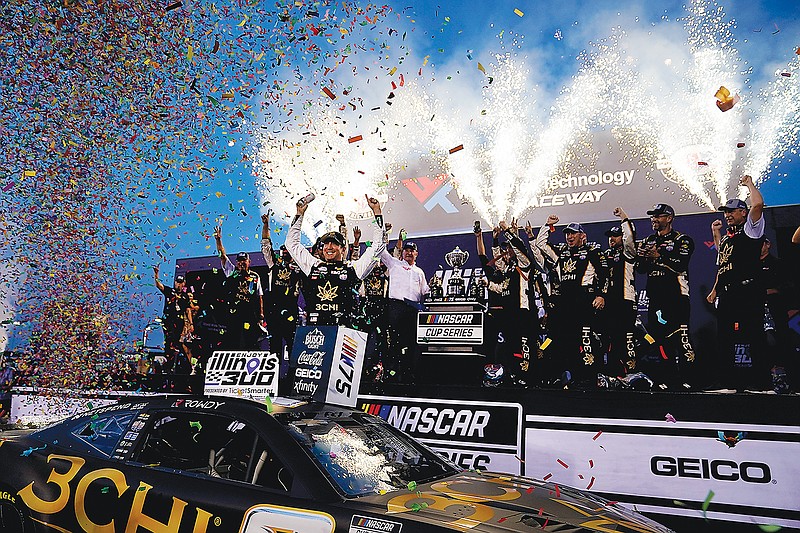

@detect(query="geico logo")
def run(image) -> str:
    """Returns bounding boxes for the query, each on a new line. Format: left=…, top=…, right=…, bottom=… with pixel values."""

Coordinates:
left=295, top=368, right=323, bottom=379
left=386, top=406, right=490, bottom=438
left=650, top=456, right=771, bottom=483
left=18, top=455, right=215, bottom=532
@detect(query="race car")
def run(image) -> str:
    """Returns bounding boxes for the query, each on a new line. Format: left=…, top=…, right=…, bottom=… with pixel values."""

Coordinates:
left=0, top=395, right=674, bottom=532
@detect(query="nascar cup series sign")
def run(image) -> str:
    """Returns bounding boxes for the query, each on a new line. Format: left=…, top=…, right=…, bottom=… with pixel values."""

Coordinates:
left=204, top=351, right=279, bottom=401
left=290, top=326, right=367, bottom=407
left=359, top=395, right=523, bottom=474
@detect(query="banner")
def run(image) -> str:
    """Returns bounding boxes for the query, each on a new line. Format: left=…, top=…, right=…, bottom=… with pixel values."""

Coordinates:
left=359, top=395, right=523, bottom=474
left=290, top=326, right=367, bottom=407
left=523, top=414, right=800, bottom=529
left=417, top=311, right=483, bottom=344
left=378, top=131, right=719, bottom=236
left=204, top=351, right=279, bottom=402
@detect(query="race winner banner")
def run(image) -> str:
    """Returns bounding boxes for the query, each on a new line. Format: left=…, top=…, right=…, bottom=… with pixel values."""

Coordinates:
left=204, top=351, right=280, bottom=402
left=290, top=326, right=367, bottom=407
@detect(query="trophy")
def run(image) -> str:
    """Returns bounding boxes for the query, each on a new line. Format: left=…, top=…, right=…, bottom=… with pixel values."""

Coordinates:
left=444, top=246, right=469, bottom=298
left=429, top=269, right=444, bottom=301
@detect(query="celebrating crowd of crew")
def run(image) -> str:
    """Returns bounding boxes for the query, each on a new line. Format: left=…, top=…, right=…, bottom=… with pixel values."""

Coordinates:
left=152, top=176, right=794, bottom=394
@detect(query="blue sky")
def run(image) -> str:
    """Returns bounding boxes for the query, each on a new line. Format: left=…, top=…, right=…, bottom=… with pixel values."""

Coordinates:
left=1, top=0, right=798, bottom=350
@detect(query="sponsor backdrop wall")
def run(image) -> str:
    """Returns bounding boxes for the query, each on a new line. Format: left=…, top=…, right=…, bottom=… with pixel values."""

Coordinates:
left=358, top=385, right=800, bottom=529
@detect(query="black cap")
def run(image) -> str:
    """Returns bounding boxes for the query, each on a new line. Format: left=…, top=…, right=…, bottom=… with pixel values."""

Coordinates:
left=402, top=241, right=418, bottom=251
left=647, top=203, right=675, bottom=216
left=604, top=226, right=623, bottom=237
left=236, top=252, right=250, bottom=261
left=319, top=231, right=346, bottom=246
left=175, top=275, right=186, bottom=283
left=563, top=222, right=585, bottom=234
left=718, top=199, right=748, bottom=211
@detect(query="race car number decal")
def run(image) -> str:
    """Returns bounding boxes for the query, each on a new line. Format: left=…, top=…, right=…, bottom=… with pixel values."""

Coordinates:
left=386, top=476, right=668, bottom=532
left=239, top=504, right=335, bottom=533
left=18, top=454, right=216, bottom=532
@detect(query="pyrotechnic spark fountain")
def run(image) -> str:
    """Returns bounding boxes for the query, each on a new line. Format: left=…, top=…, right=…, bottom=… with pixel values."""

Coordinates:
left=253, top=0, right=800, bottom=230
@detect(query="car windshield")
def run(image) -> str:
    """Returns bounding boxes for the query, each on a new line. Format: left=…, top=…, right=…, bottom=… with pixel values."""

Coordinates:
left=275, top=408, right=461, bottom=497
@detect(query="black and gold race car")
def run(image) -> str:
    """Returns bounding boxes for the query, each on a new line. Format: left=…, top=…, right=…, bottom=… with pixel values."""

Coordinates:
left=0, top=395, right=674, bottom=532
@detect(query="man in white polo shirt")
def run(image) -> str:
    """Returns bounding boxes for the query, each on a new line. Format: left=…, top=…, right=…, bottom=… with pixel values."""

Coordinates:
left=380, top=232, right=430, bottom=383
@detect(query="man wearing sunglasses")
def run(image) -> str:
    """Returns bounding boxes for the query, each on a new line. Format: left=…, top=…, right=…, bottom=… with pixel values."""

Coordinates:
left=636, top=203, right=695, bottom=390
left=286, top=194, right=385, bottom=327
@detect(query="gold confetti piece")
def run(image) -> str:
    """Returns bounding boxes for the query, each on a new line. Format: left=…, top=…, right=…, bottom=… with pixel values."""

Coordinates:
left=715, top=85, right=739, bottom=112
left=477, top=62, right=486, bottom=74
left=514, top=8, right=524, bottom=16
left=221, top=91, right=235, bottom=100
left=186, top=44, right=194, bottom=61
left=389, top=66, right=397, bottom=75
left=540, top=338, right=552, bottom=350
left=423, top=55, right=430, bottom=66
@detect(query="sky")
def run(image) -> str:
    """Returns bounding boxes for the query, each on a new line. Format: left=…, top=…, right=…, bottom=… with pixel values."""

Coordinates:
left=0, top=0, right=798, bottom=359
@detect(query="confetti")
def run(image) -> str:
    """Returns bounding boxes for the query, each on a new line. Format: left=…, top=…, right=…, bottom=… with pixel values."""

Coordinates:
left=701, top=490, right=715, bottom=519
left=714, top=85, right=739, bottom=112
left=592, top=431, right=603, bottom=441
left=165, top=1, right=182, bottom=11
left=348, top=135, right=363, bottom=143
left=514, top=8, right=524, bottom=17
left=449, top=144, right=464, bottom=154
left=665, top=413, right=677, bottom=423
left=322, top=87, right=336, bottom=100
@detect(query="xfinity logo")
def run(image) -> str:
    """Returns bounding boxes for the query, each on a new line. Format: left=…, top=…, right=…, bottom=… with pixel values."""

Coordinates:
left=650, top=456, right=772, bottom=483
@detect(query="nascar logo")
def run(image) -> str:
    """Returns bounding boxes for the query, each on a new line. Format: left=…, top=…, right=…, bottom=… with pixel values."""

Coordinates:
left=423, top=313, right=479, bottom=325
left=362, top=403, right=490, bottom=438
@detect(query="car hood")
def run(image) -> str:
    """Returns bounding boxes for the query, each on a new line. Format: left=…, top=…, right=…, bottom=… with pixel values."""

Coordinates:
left=355, top=472, right=673, bottom=532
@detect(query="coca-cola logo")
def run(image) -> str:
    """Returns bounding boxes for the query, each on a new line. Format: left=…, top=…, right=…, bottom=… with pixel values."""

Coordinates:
left=297, top=351, right=325, bottom=366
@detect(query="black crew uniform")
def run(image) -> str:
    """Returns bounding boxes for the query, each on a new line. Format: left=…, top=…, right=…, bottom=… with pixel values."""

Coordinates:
left=479, top=230, right=539, bottom=386
left=357, top=263, right=390, bottom=379
left=159, top=286, right=192, bottom=360
left=221, top=268, right=264, bottom=350
left=636, top=229, right=695, bottom=387
left=601, top=220, right=638, bottom=376
left=303, top=261, right=362, bottom=326
left=716, top=218, right=766, bottom=389
left=536, top=225, right=609, bottom=386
